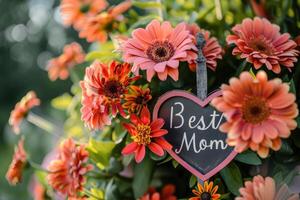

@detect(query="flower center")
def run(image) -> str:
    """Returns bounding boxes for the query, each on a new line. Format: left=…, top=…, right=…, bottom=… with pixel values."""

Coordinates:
left=249, top=37, right=274, bottom=55
left=132, top=124, right=152, bottom=145
left=200, top=192, right=211, bottom=200
left=242, top=96, right=270, bottom=124
left=146, top=41, right=175, bottom=63
left=80, top=4, right=91, bottom=13
left=135, top=95, right=144, bottom=104
left=104, top=80, right=124, bottom=99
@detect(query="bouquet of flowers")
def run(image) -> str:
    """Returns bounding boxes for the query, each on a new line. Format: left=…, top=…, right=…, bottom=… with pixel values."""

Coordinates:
left=5, top=0, right=300, bottom=199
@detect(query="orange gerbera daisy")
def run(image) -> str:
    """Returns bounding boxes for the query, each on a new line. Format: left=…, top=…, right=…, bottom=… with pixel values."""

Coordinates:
left=190, top=181, right=221, bottom=200
left=185, top=23, right=222, bottom=72
left=47, top=42, right=85, bottom=81
left=79, top=0, right=132, bottom=43
left=236, top=175, right=300, bottom=200
left=122, top=19, right=196, bottom=81
left=60, top=0, right=107, bottom=30
left=47, top=138, right=93, bottom=198
left=226, top=17, right=299, bottom=73
left=82, top=61, right=139, bottom=117
left=6, top=138, right=27, bottom=185
left=123, top=86, right=152, bottom=114
left=140, top=184, right=177, bottom=200
left=211, top=71, right=298, bottom=158
left=122, top=107, right=172, bottom=163
left=80, top=81, right=111, bottom=130
left=9, top=91, right=40, bottom=134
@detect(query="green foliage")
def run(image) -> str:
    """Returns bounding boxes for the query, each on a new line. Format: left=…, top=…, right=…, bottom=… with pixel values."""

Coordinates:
left=220, top=162, right=243, bottom=196
left=235, top=150, right=262, bottom=165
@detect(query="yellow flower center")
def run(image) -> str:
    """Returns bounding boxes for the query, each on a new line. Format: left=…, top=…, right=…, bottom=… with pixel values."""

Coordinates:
left=146, top=41, right=175, bottom=63
left=242, top=96, right=270, bottom=124
left=132, top=124, right=152, bottom=145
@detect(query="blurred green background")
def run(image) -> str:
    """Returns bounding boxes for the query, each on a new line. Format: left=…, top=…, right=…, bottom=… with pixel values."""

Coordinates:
left=1, top=0, right=300, bottom=199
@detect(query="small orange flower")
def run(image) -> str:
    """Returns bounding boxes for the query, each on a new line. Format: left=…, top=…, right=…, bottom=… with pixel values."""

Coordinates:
left=9, top=91, right=40, bottom=134
left=31, top=177, right=46, bottom=200
left=190, top=181, right=221, bottom=200
left=60, top=0, right=107, bottom=30
left=47, top=42, right=85, bottom=81
left=140, top=184, right=177, bottom=200
left=82, top=61, right=139, bottom=117
left=79, top=0, right=132, bottom=43
left=6, top=138, right=27, bottom=185
left=123, top=86, right=152, bottom=114
left=47, top=139, right=93, bottom=198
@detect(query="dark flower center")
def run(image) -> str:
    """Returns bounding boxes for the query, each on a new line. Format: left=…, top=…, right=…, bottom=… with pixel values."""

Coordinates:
left=135, top=96, right=144, bottom=104
left=132, top=124, right=152, bottom=145
left=80, top=4, right=91, bottom=13
left=200, top=192, right=211, bottom=200
left=104, top=80, right=124, bottom=99
left=146, top=41, right=175, bottom=63
left=242, top=96, right=270, bottom=124
left=249, top=37, right=274, bottom=55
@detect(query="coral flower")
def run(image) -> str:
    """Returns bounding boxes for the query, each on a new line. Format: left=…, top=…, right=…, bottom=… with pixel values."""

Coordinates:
left=80, top=81, right=111, bottom=130
left=190, top=181, right=221, bottom=200
left=236, top=175, right=300, bottom=200
left=140, top=184, right=177, bottom=200
left=47, top=139, right=93, bottom=197
left=79, top=0, right=132, bottom=43
left=60, top=0, right=107, bottom=30
left=121, top=106, right=172, bottom=163
left=226, top=17, right=299, bottom=73
left=48, top=42, right=85, bottom=81
left=82, top=61, right=139, bottom=117
left=185, top=23, right=222, bottom=72
left=122, top=19, right=196, bottom=81
left=9, top=91, right=40, bottom=134
left=6, top=138, right=27, bottom=185
left=123, top=86, right=152, bottom=114
left=211, top=71, right=298, bottom=158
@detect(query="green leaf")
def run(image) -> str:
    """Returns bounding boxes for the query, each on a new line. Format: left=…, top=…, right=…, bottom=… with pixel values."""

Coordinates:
left=133, top=156, right=155, bottom=198
left=88, top=188, right=105, bottom=200
left=150, top=150, right=167, bottom=161
left=132, top=1, right=162, bottom=9
left=87, top=138, right=116, bottom=170
left=273, top=171, right=283, bottom=185
left=51, top=93, right=72, bottom=110
left=235, top=150, right=262, bottom=165
left=283, top=169, right=299, bottom=185
left=172, top=159, right=179, bottom=168
left=105, top=179, right=120, bottom=200
left=85, top=51, right=120, bottom=62
left=278, top=140, right=294, bottom=155
left=189, top=175, right=197, bottom=188
left=220, top=162, right=243, bottom=196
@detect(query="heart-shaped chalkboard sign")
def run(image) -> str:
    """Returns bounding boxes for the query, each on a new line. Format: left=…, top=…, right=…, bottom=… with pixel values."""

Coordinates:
left=153, top=90, right=237, bottom=181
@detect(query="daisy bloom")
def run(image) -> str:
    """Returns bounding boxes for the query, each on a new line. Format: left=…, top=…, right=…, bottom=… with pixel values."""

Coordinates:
left=82, top=61, right=139, bottom=117
left=123, top=86, right=152, bottom=114
left=140, top=184, right=177, bottom=200
left=226, top=17, right=299, bottom=73
left=122, top=19, right=196, bottom=81
left=48, top=42, right=85, bottom=81
left=190, top=181, right=221, bottom=200
left=60, top=0, right=107, bottom=30
left=47, top=138, right=93, bottom=197
left=236, top=175, right=300, bottom=200
left=211, top=71, right=298, bottom=158
left=9, top=91, right=40, bottom=134
left=6, top=138, right=27, bottom=185
left=79, top=0, right=132, bottom=43
left=185, top=23, right=222, bottom=72
left=80, top=81, right=111, bottom=130
left=121, top=106, right=172, bottom=163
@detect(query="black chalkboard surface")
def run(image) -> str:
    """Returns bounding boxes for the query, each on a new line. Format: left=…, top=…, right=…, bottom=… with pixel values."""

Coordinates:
left=153, top=90, right=237, bottom=181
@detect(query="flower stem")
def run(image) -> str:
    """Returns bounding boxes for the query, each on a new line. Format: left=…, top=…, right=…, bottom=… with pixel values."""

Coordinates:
left=83, top=188, right=104, bottom=200
left=26, top=112, right=59, bottom=137
left=28, top=159, right=49, bottom=173
left=156, top=0, right=163, bottom=20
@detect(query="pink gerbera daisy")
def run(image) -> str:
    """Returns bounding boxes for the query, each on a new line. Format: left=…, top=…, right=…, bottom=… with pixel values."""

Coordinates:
left=122, top=107, right=172, bottom=163
left=122, top=19, right=196, bottom=81
left=185, top=23, right=222, bottom=72
left=226, top=17, right=299, bottom=73
left=211, top=71, right=298, bottom=158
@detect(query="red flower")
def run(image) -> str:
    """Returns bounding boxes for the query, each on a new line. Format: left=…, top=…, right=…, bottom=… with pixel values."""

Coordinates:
left=226, top=17, right=299, bottom=73
left=140, top=184, right=177, bottom=200
left=6, top=138, right=27, bottom=185
left=47, top=139, right=93, bottom=198
left=122, top=107, right=172, bottom=163
left=9, top=91, right=40, bottom=134
left=82, top=61, right=139, bottom=117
